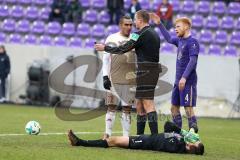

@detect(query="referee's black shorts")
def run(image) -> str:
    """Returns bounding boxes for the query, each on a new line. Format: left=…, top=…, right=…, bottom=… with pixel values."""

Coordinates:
left=128, top=135, right=152, bottom=150
left=135, top=62, right=161, bottom=100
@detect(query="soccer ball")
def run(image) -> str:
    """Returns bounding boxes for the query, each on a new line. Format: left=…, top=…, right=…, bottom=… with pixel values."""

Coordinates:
left=25, top=121, right=41, bottom=135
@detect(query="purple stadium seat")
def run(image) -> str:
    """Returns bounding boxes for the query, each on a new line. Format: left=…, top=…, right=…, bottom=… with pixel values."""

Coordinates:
left=46, top=0, right=53, bottom=5
left=46, top=22, right=61, bottom=35
left=181, top=0, right=195, bottom=14
left=196, top=1, right=210, bottom=16
left=25, top=6, right=38, bottom=20
left=77, top=23, right=90, bottom=38
left=98, top=10, right=110, bottom=24
left=2, top=19, right=15, bottom=32
left=91, top=24, right=105, bottom=39
left=54, top=36, right=67, bottom=46
left=5, top=0, right=17, bottom=4
left=9, top=33, right=22, bottom=43
left=92, top=0, right=106, bottom=10
left=214, top=30, right=228, bottom=45
left=236, top=17, right=240, bottom=30
left=124, top=0, right=131, bottom=10
left=224, top=45, right=237, bottom=56
left=208, top=44, right=222, bottom=55
left=39, top=35, right=52, bottom=45
left=199, top=30, right=212, bottom=44
left=39, top=7, right=51, bottom=21
left=18, top=0, right=32, bottom=5
left=0, top=5, right=9, bottom=18
left=191, top=29, right=198, bottom=38
left=169, top=28, right=176, bottom=37
left=175, top=13, right=187, bottom=19
left=192, top=15, right=204, bottom=29
left=152, top=0, right=162, bottom=11
left=169, top=0, right=180, bottom=12
left=24, top=34, right=37, bottom=44
left=11, top=5, right=24, bottom=19
left=81, top=0, right=91, bottom=9
left=228, top=2, right=240, bottom=16
left=230, top=31, right=240, bottom=46
left=61, top=22, right=75, bottom=36
left=205, top=15, right=219, bottom=30
left=154, top=26, right=160, bottom=35
left=152, top=1, right=160, bottom=11
left=32, top=20, right=45, bottom=35
left=69, top=37, right=82, bottom=47
left=0, top=32, right=6, bottom=43
left=106, top=25, right=119, bottom=36
left=212, top=1, right=226, bottom=15
left=154, top=27, right=164, bottom=40
left=199, top=43, right=206, bottom=54
left=221, top=16, right=234, bottom=30
left=16, top=19, right=30, bottom=34
left=34, top=0, right=47, bottom=6
left=139, top=0, right=150, bottom=10
left=84, top=38, right=96, bottom=48
left=83, top=10, right=98, bottom=24
left=161, top=42, right=175, bottom=53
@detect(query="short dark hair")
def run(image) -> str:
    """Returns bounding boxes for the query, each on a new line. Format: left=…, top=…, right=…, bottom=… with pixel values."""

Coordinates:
left=0, top=45, right=6, bottom=54
left=188, top=143, right=205, bottom=155
left=119, top=15, right=132, bottom=25
left=136, top=10, right=150, bottom=23
left=196, top=143, right=204, bottom=155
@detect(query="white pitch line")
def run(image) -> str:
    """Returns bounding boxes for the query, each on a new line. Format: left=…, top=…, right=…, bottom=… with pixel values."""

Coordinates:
left=0, top=131, right=122, bottom=137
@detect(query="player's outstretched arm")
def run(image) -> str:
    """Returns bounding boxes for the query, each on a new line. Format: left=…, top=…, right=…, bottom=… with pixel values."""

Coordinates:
left=150, top=12, right=178, bottom=46
left=95, top=40, right=136, bottom=55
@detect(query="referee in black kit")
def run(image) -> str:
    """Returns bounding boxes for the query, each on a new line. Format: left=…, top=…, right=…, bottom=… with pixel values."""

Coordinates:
left=95, top=10, right=161, bottom=135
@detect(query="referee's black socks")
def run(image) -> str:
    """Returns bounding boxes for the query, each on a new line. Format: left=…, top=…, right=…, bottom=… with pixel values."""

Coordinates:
left=147, top=111, right=158, bottom=134
left=137, top=115, right=147, bottom=135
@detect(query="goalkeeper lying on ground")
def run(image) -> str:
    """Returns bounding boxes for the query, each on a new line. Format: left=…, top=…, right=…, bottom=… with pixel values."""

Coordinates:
left=68, top=121, right=204, bottom=155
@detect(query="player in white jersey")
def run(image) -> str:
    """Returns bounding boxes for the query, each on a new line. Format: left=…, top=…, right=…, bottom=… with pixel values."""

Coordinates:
left=102, top=15, right=136, bottom=139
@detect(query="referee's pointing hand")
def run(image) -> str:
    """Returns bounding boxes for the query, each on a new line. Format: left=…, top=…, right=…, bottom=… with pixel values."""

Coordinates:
left=94, top=43, right=105, bottom=52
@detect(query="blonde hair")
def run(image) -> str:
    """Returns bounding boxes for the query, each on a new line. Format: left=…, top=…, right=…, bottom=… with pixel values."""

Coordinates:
left=136, top=10, right=150, bottom=23
left=175, top=17, right=192, bottom=28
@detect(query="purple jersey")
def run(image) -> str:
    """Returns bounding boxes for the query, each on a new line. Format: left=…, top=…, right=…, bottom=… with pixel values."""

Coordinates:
left=159, top=23, right=199, bottom=85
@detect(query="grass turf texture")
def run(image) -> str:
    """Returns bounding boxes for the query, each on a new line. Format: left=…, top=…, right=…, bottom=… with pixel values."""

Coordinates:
left=0, top=104, right=239, bottom=160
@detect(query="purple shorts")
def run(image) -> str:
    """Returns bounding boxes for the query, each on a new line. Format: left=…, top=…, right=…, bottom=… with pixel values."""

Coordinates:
left=171, top=84, right=197, bottom=107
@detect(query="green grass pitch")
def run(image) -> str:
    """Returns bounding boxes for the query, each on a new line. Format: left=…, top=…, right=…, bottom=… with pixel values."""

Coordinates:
left=0, top=104, right=239, bottom=160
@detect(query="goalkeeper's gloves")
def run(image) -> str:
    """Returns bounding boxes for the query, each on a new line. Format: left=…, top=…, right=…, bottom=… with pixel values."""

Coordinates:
left=103, top=76, right=111, bottom=90
left=181, top=128, right=200, bottom=143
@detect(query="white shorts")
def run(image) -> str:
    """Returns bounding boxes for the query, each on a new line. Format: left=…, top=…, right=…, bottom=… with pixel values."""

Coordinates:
left=105, top=84, right=135, bottom=106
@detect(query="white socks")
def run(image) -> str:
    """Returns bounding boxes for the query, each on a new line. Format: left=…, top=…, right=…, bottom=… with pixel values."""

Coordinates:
left=121, top=112, right=131, bottom=136
left=105, top=111, right=116, bottom=136
left=105, top=111, right=131, bottom=136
